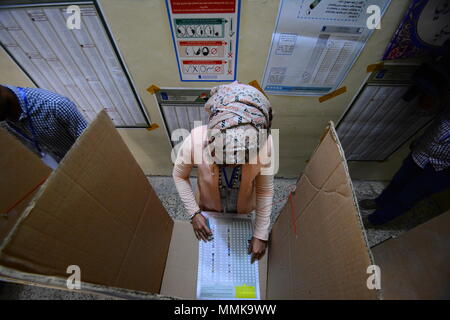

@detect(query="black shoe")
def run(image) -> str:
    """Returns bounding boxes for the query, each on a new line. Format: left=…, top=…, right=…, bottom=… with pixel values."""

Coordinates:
left=359, top=199, right=378, bottom=210
left=368, top=212, right=389, bottom=225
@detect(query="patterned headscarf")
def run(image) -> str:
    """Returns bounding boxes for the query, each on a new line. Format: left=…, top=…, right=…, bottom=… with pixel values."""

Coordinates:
left=204, top=81, right=272, bottom=164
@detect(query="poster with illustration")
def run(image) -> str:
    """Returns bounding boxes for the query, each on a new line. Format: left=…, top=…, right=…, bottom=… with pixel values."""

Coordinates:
left=165, top=0, right=240, bottom=82
left=383, top=0, right=450, bottom=60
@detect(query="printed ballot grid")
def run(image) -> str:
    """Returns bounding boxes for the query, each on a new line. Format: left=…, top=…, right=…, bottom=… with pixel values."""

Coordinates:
left=197, top=214, right=259, bottom=300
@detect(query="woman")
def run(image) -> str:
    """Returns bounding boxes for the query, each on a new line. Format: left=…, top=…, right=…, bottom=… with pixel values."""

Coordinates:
left=172, top=81, right=274, bottom=261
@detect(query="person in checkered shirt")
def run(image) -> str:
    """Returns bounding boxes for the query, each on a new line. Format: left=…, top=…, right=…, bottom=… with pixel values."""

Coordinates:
left=360, top=56, right=450, bottom=225
left=0, top=84, right=88, bottom=163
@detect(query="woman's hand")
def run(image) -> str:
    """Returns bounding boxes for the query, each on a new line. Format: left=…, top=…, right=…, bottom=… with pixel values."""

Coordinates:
left=192, top=213, right=213, bottom=242
left=248, top=237, right=267, bottom=263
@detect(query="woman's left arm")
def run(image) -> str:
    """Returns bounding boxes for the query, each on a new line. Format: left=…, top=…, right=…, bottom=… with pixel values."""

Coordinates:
left=248, top=172, right=274, bottom=262
left=253, top=133, right=275, bottom=242
left=253, top=173, right=274, bottom=241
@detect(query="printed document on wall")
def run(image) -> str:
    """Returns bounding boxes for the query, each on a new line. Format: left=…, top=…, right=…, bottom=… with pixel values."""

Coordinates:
left=166, top=0, right=241, bottom=82
left=262, top=0, right=391, bottom=96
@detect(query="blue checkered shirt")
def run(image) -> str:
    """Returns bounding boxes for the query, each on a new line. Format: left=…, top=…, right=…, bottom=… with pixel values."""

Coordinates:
left=2, top=85, right=88, bottom=162
left=412, top=106, right=450, bottom=171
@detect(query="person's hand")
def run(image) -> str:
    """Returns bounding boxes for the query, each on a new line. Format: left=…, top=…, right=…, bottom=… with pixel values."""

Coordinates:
left=191, top=213, right=213, bottom=242
left=248, top=237, right=267, bottom=263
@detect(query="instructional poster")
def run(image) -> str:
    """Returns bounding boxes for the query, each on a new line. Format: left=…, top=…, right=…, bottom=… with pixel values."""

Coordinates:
left=165, top=0, right=241, bottom=82
left=262, top=0, right=391, bottom=96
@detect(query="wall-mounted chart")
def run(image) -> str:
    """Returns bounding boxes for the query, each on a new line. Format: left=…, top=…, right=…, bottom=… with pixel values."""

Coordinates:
left=0, top=2, right=150, bottom=127
left=165, top=0, right=240, bottom=82
left=262, top=0, right=391, bottom=96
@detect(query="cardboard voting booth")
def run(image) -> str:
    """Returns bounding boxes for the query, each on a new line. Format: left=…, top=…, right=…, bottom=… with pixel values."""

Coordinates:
left=0, top=111, right=448, bottom=299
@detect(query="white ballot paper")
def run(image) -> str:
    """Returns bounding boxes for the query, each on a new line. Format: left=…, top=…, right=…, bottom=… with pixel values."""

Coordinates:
left=262, top=0, right=391, bottom=96
left=197, top=212, right=260, bottom=300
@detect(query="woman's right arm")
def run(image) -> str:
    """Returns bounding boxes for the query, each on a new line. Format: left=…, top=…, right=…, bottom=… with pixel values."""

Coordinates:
left=172, top=134, right=200, bottom=217
left=172, top=133, right=213, bottom=241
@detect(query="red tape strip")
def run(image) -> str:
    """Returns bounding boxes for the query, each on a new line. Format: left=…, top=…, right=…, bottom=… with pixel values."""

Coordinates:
left=289, top=192, right=298, bottom=236
left=2, top=175, right=50, bottom=216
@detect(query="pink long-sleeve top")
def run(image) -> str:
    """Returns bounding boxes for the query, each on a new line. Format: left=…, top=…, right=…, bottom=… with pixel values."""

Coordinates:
left=172, top=125, right=274, bottom=240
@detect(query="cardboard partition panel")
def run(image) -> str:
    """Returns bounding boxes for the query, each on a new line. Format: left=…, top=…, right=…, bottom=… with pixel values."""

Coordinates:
left=0, top=129, right=51, bottom=242
left=0, top=111, right=173, bottom=294
left=373, top=211, right=450, bottom=300
left=267, top=123, right=377, bottom=300
left=0, top=113, right=447, bottom=300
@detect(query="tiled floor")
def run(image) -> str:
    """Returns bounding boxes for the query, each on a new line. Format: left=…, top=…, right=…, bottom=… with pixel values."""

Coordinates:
left=0, top=176, right=442, bottom=300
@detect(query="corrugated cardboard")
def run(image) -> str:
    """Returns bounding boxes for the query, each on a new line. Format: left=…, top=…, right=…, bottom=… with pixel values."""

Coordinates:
left=0, top=112, right=447, bottom=300
left=0, top=129, right=51, bottom=242
left=267, top=124, right=377, bottom=299
left=0, top=111, right=173, bottom=293
left=373, top=211, right=450, bottom=300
